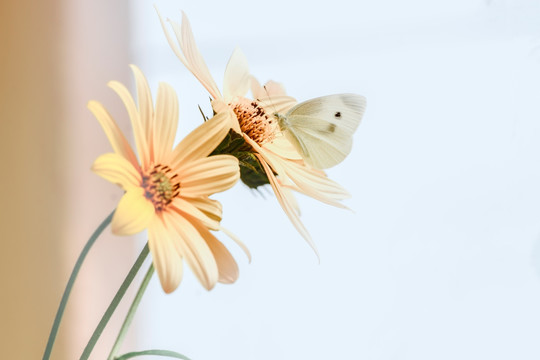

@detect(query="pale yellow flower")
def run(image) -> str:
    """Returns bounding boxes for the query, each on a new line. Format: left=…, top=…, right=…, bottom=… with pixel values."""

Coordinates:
left=157, top=11, right=351, bottom=256
left=90, top=65, right=242, bottom=293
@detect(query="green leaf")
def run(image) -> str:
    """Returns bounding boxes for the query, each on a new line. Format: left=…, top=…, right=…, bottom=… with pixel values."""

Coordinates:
left=115, top=349, right=192, bottom=360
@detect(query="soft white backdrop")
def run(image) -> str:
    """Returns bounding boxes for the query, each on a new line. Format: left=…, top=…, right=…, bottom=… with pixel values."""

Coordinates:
left=126, top=1, right=540, bottom=359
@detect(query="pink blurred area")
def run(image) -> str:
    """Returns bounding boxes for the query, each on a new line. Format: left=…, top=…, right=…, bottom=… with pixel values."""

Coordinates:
left=0, top=1, right=145, bottom=358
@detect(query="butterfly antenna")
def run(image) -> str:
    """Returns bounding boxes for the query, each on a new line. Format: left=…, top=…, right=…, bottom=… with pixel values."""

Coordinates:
left=262, top=85, right=280, bottom=116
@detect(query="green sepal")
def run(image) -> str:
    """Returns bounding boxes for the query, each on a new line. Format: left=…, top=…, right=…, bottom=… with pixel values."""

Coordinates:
left=211, top=129, right=273, bottom=189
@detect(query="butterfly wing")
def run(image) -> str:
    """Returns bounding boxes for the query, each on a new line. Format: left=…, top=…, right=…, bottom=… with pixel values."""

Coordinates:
left=282, top=94, right=366, bottom=169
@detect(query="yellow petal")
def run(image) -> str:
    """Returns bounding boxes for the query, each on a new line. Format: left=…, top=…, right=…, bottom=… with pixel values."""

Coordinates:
left=112, top=188, right=155, bottom=236
left=274, top=152, right=351, bottom=207
left=219, top=225, right=252, bottom=263
left=223, top=47, right=250, bottom=101
left=256, top=153, right=320, bottom=260
left=170, top=197, right=220, bottom=230
left=87, top=101, right=139, bottom=168
left=108, top=79, right=150, bottom=169
left=148, top=216, right=183, bottom=293
left=211, top=99, right=242, bottom=133
left=155, top=7, right=221, bottom=99
left=153, top=82, right=179, bottom=163
left=179, top=155, right=239, bottom=197
left=92, top=153, right=141, bottom=190
left=190, top=219, right=239, bottom=284
left=129, top=65, right=154, bottom=149
left=162, top=212, right=219, bottom=290
left=257, top=94, right=298, bottom=115
left=264, top=136, right=303, bottom=161
left=170, top=112, right=232, bottom=167
left=181, top=196, right=223, bottom=223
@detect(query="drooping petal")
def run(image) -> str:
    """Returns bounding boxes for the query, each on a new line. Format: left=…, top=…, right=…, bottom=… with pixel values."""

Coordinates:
left=256, top=153, right=320, bottom=260
left=148, top=216, right=183, bottom=293
left=223, top=47, right=250, bottom=101
left=170, top=197, right=220, bottom=230
left=283, top=161, right=351, bottom=205
left=189, top=218, right=239, bottom=284
left=91, top=153, right=141, bottom=190
left=112, top=188, right=155, bottom=236
left=264, top=143, right=350, bottom=205
left=153, top=82, right=179, bottom=163
left=129, top=65, right=154, bottom=150
left=178, top=155, right=239, bottom=197
left=182, top=196, right=223, bottom=223
left=219, top=226, right=252, bottom=263
left=169, top=112, right=231, bottom=168
left=87, top=101, right=139, bottom=169
left=162, top=212, right=219, bottom=290
left=281, top=186, right=301, bottom=216
left=155, top=7, right=221, bottom=99
left=108, top=80, right=150, bottom=169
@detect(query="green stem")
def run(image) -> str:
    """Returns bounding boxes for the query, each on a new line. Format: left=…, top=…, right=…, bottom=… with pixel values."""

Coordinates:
left=80, top=243, right=150, bottom=360
left=108, top=264, right=155, bottom=360
left=42, top=210, right=115, bottom=360
left=115, top=349, right=191, bottom=360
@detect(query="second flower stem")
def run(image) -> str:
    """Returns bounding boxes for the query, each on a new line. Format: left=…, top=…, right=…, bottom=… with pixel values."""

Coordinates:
left=79, top=243, right=150, bottom=360
left=108, top=263, right=155, bottom=360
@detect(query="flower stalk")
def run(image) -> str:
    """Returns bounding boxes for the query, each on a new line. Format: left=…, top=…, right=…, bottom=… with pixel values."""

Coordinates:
left=42, top=210, right=115, bottom=360
left=80, top=243, right=150, bottom=360
left=108, top=264, right=155, bottom=360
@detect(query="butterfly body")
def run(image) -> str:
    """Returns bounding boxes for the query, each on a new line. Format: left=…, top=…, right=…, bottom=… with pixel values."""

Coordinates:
left=273, top=94, right=366, bottom=169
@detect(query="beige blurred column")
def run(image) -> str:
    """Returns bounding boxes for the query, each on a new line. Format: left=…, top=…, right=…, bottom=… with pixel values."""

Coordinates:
left=0, top=0, right=139, bottom=359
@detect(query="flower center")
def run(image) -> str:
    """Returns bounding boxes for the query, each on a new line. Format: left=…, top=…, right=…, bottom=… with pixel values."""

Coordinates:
left=141, top=164, right=180, bottom=212
left=230, top=98, right=278, bottom=145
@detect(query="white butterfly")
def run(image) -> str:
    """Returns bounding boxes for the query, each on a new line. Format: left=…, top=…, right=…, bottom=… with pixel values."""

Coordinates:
left=273, top=94, right=366, bottom=169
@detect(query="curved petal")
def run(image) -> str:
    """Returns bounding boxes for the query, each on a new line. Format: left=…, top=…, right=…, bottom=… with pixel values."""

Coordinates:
left=182, top=196, right=223, bottom=223
left=219, top=225, right=252, bottom=263
left=148, top=216, right=183, bottom=293
left=189, top=218, right=239, bottom=284
left=249, top=75, right=265, bottom=99
left=92, top=153, right=141, bottom=190
left=179, top=155, right=239, bottom=197
left=256, top=153, right=320, bottom=260
left=108, top=80, right=150, bottom=168
left=285, top=162, right=351, bottom=201
left=129, top=65, right=154, bottom=149
left=155, top=7, right=221, bottom=99
left=112, top=187, right=155, bottom=236
left=170, top=197, right=220, bottom=230
left=153, top=82, right=179, bottom=163
left=87, top=101, right=139, bottom=169
left=162, top=212, right=219, bottom=290
left=170, top=112, right=232, bottom=168
left=223, top=47, right=250, bottom=101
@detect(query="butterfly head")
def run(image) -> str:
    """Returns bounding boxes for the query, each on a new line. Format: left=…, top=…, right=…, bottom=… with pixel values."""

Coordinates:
left=273, top=112, right=290, bottom=132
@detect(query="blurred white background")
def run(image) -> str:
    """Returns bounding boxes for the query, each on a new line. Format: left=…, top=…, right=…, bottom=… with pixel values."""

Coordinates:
left=126, top=0, right=540, bottom=359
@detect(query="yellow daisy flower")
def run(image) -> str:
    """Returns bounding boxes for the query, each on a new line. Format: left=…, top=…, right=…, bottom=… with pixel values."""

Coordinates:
left=157, top=11, right=351, bottom=256
left=90, top=65, right=242, bottom=293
